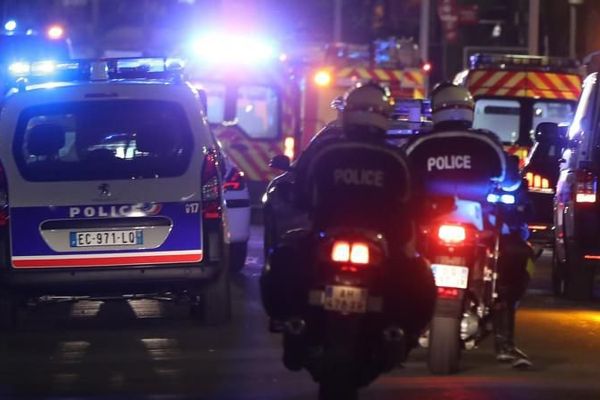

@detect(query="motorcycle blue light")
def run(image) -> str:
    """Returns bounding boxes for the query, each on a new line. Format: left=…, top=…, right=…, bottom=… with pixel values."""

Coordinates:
left=500, top=194, right=516, bottom=205
left=487, top=193, right=515, bottom=204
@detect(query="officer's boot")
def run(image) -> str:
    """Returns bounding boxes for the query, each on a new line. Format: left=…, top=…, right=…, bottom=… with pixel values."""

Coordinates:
left=494, top=301, right=532, bottom=368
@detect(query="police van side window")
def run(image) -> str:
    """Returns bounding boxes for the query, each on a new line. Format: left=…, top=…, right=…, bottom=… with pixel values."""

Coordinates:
left=14, top=100, right=194, bottom=182
left=236, top=85, right=280, bottom=139
left=196, top=82, right=226, bottom=124
left=472, top=99, right=520, bottom=145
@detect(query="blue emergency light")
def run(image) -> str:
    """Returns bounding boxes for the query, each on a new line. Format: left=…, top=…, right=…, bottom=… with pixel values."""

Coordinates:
left=470, top=53, right=580, bottom=73
left=487, top=192, right=516, bottom=205
left=7, top=57, right=185, bottom=88
left=189, top=33, right=277, bottom=65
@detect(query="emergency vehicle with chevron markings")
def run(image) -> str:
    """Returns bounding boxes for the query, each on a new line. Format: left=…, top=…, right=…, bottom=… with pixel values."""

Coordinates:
left=300, top=38, right=427, bottom=151
left=454, top=53, right=582, bottom=244
left=454, top=54, right=581, bottom=163
left=184, top=34, right=299, bottom=202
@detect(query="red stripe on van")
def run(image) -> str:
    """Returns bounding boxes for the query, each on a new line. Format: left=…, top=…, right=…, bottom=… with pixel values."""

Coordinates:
left=12, top=252, right=203, bottom=269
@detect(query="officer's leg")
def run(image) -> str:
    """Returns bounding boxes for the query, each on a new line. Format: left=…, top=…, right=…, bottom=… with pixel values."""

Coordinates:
left=494, top=232, right=533, bottom=368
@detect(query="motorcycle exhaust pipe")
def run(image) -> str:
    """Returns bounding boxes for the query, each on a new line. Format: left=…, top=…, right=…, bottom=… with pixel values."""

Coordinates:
left=284, top=318, right=306, bottom=336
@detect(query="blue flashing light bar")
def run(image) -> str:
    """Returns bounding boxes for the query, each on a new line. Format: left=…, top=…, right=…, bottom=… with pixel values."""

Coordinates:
left=7, top=57, right=185, bottom=84
left=470, top=53, right=580, bottom=73
left=487, top=193, right=516, bottom=205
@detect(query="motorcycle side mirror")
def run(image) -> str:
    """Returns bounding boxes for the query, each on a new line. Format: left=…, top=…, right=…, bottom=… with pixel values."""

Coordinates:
left=270, top=154, right=292, bottom=171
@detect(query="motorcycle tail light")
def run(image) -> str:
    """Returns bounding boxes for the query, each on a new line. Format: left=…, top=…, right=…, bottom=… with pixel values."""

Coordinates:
left=437, top=287, right=460, bottom=299
left=331, top=241, right=351, bottom=263
left=438, top=224, right=466, bottom=244
left=330, top=241, right=371, bottom=265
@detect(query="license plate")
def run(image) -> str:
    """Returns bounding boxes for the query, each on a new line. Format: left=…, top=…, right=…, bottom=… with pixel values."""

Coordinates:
left=323, top=285, right=368, bottom=314
left=69, top=230, right=143, bottom=247
left=431, top=264, right=469, bottom=289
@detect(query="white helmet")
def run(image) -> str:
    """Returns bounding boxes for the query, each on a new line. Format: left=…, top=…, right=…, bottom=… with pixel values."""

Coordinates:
left=342, top=82, right=393, bottom=138
left=431, top=82, right=474, bottom=129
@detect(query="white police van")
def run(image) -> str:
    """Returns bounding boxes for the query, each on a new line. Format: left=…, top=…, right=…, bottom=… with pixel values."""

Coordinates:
left=0, top=58, right=230, bottom=326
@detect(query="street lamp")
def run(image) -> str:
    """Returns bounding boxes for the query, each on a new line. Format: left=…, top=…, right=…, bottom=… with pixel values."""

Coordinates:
left=569, top=0, right=585, bottom=58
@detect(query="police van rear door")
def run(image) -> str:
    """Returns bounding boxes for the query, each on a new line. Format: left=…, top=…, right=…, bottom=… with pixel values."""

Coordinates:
left=2, top=91, right=207, bottom=269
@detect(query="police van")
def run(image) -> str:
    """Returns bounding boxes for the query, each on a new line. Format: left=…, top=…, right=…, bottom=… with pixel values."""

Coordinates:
left=0, top=58, right=230, bottom=326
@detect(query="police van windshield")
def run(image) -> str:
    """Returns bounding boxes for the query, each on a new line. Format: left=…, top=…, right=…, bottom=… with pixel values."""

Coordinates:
left=14, top=100, right=193, bottom=182
left=473, top=98, right=575, bottom=145
left=197, top=82, right=280, bottom=139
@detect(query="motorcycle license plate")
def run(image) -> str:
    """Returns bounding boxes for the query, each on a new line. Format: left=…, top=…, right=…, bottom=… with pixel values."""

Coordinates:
left=431, top=264, right=469, bottom=289
left=323, top=286, right=368, bottom=314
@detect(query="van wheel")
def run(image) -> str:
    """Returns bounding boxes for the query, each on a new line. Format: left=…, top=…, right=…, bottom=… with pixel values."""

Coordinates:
left=551, top=250, right=566, bottom=297
left=229, top=242, right=248, bottom=273
left=564, top=243, right=594, bottom=301
left=191, top=255, right=231, bottom=326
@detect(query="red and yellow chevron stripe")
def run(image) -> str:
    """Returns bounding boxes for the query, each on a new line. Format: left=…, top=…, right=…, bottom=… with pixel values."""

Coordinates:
left=336, top=67, right=426, bottom=98
left=467, top=70, right=581, bottom=100
left=214, top=126, right=285, bottom=182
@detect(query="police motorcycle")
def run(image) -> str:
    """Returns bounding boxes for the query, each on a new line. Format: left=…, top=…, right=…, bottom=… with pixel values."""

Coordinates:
left=261, top=84, right=436, bottom=399
left=406, top=129, right=522, bottom=375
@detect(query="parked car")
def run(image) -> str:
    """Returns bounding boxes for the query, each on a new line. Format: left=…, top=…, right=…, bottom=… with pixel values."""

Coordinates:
left=554, top=72, right=600, bottom=300
left=222, top=157, right=251, bottom=272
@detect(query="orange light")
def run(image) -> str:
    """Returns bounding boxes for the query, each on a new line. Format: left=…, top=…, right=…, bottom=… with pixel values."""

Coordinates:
left=526, top=172, right=533, bottom=187
left=438, top=224, right=466, bottom=243
left=533, top=174, right=541, bottom=188
left=584, top=255, right=600, bottom=260
left=47, top=25, right=64, bottom=40
left=331, top=241, right=350, bottom=262
left=314, top=69, right=332, bottom=87
left=542, top=178, right=549, bottom=189
left=576, top=193, right=596, bottom=203
left=284, top=137, right=295, bottom=160
left=350, top=242, right=370, bottom=264
left=528, top=225, right=549, bottom=230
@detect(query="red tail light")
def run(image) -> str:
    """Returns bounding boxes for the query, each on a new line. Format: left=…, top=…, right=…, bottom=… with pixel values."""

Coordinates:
left=330, top=240, right=370, bottom=265
left=437, top=287, right=460, bottom=299
left=0, top=162, right=7, bottom=226
left=223, top=167, right=246, bottom=191
left=575, top=170, right=597, bottom=203
left=437, top=224, right=467, bottom=244
left=202, top=151, right=222, bottom=219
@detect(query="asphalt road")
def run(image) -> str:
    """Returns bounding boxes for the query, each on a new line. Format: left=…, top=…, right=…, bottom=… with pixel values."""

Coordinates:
left=0, top=226, right=599, bottom=399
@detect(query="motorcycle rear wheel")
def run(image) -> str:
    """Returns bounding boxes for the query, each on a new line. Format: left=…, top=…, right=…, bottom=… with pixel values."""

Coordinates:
left=318, top=377, right=359, bottom=400
left=428, top=316, right=461, bottom=375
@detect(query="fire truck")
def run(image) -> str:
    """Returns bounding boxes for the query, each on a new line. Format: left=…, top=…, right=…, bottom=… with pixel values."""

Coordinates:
left=297, top=37, right=428, bottom=150
left=454, top=53, right=582, bottom=243
left=183, top=34, right=299, bottom=201
left=454, top=53, right=581, bottom=162
left=184, top=36, right=428, bottom=202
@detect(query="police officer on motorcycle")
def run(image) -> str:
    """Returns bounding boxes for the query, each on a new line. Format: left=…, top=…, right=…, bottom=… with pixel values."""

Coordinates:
left=410, top=82, right=533, bottom=368
left=261, top=83, right=436, bottom=393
